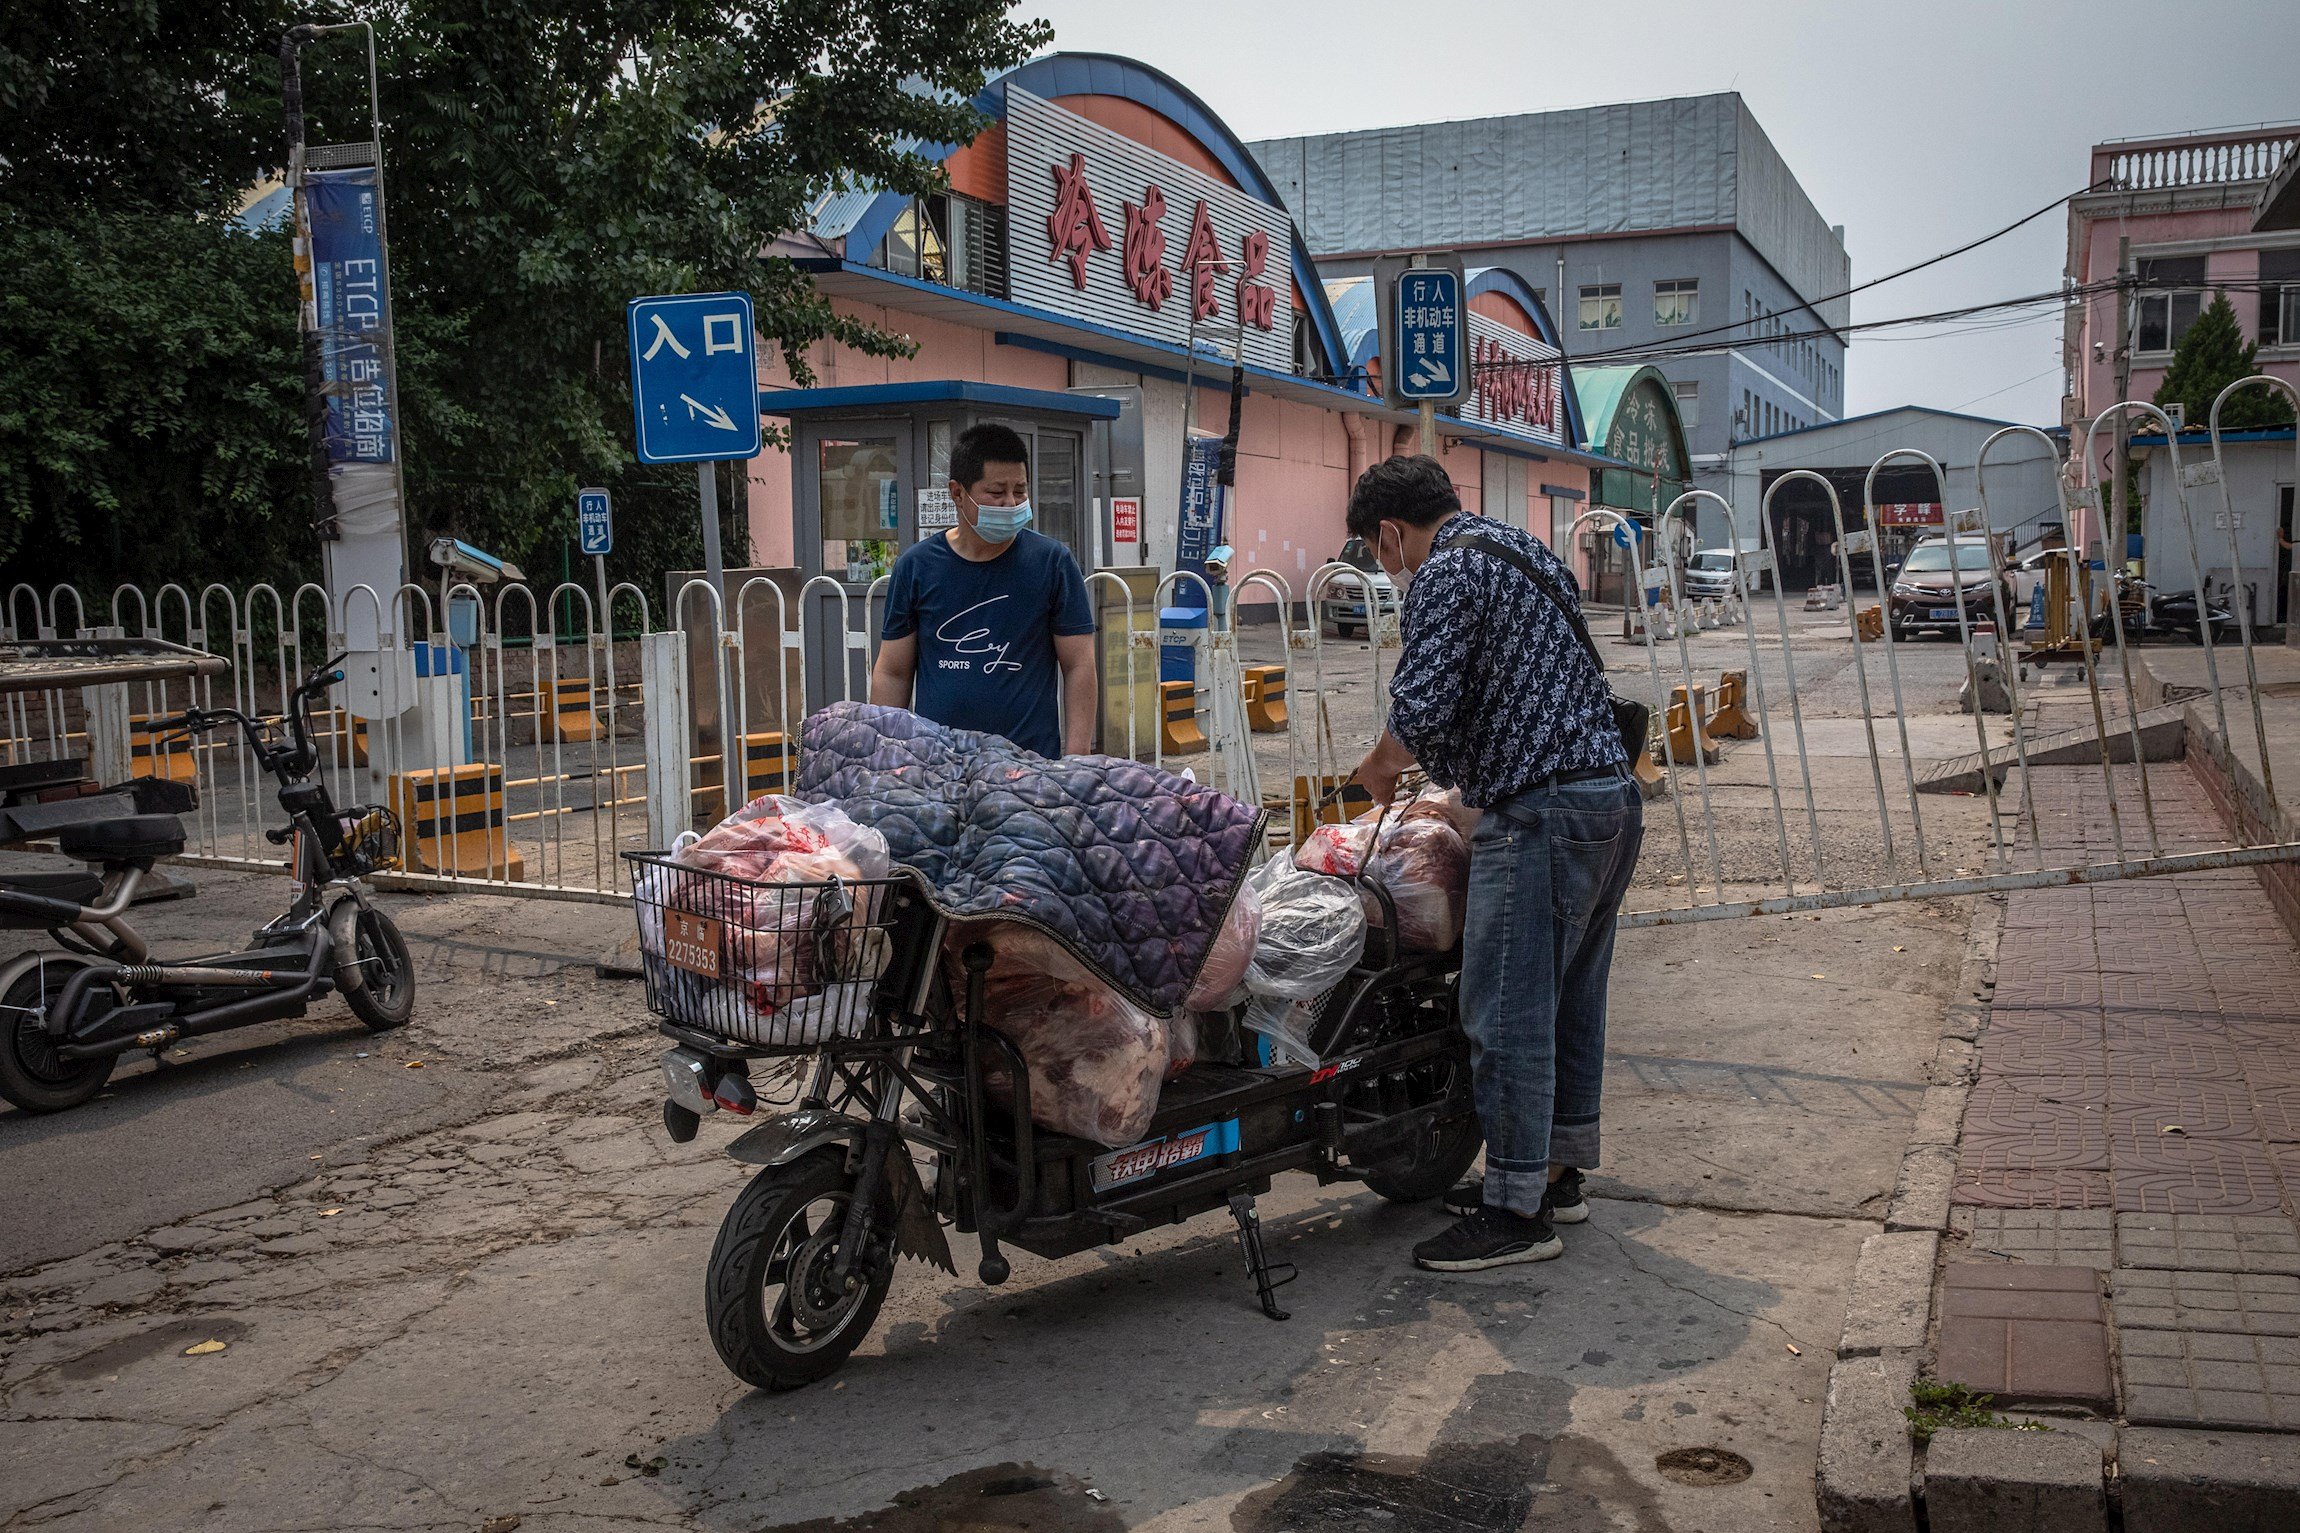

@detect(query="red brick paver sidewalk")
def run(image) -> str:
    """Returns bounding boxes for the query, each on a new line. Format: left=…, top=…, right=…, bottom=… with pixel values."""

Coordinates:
left=1945, top=761, right=2300, bottom=1429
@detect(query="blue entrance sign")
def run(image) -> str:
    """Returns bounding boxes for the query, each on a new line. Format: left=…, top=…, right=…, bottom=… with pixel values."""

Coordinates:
left=577, top=488, right=613, bottom=556
left=1393, top=269, right=1465, bottom=402
left=627, top=292, right=762, bottom=464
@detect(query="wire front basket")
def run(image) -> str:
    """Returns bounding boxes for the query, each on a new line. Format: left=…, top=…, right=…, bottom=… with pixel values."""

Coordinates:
left=624, top=852, right=909, bottom=1051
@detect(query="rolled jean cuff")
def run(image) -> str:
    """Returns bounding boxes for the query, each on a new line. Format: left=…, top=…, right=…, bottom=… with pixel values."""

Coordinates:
left=1550, top=1119, right=1600, bottom=1170
left=1483, top=1167, right=1550, bottom=1219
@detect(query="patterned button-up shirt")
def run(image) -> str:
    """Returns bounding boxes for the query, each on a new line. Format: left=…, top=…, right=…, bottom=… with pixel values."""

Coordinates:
left=1385, top=511, right=1625, bottom=808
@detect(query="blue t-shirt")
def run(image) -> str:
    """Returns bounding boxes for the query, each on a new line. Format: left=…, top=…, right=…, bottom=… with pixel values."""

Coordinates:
left=881, top=529, right=1095, bottom=758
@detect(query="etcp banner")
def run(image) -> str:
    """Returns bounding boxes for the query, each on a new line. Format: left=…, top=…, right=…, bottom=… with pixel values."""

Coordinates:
left=301, top=165, right=398, bottom=466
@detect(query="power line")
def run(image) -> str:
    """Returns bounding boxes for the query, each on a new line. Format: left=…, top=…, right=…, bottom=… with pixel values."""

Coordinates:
left=1575, top=176, right=2112, bottom=358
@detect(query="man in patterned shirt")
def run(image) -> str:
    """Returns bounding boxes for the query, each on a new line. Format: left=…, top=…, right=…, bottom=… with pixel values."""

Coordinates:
left=1347, top=455, right=1644, bottom=1272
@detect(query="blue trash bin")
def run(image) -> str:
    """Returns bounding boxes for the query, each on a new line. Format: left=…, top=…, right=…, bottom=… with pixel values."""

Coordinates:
left=1159, top=604, right=1206, bottom=685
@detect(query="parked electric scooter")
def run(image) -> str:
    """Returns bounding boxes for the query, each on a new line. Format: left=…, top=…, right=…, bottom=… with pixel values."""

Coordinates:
left=0, top=658, right=413, bottom=1113
left=632, top=855, right=1478, bottom=1391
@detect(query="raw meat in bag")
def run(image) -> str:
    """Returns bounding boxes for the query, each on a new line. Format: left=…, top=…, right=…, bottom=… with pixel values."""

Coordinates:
left=963, top=928, right=1169, bottom=1148
left=1364, top=813, right=1470, bottom=952
left=1185, top=879, right=1262, bottom=1011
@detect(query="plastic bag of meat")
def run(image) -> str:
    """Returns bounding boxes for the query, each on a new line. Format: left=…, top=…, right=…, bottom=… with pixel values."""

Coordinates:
left=1296, top=817, right=1378, bottom=878
left=1165, top=1011, right=1199, bottom=1081
left=1241, top=852, right=1367, bottom=1001
left=1185, top=878, right=1262, bottom=1012
left=1398, top=784, right=1482, bottom=838
left=1364, top=813, right=1470, bottom=952
left=962, top=928, right=1169, bottom=1148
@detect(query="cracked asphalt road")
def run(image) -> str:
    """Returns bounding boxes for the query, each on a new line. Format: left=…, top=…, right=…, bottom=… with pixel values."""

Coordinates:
left=1, top=644, right=1992, bottom=1531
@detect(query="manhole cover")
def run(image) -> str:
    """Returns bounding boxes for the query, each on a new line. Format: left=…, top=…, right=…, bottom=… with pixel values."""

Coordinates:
left=1655, top=1447, right=1753, bottom=1487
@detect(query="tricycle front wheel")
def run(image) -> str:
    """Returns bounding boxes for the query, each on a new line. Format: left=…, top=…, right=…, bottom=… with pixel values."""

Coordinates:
left=706, top=1149, right=895, bottom=1390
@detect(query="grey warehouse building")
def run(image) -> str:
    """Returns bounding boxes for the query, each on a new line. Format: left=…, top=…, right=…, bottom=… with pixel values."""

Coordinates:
left=1248, top=93, right=1851, bottom=502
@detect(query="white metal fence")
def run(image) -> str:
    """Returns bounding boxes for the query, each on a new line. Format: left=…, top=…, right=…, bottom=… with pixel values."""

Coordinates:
left=7, top=396, right=2298, bottom=923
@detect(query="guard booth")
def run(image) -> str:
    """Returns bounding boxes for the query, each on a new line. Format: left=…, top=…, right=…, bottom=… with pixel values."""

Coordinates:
left=761, top=381, right=1121, bottom=708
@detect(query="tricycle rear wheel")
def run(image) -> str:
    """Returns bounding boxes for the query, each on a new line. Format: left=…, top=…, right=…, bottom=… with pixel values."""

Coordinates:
left=1362, top=1113, right=1483, bottom=1204
left=706, top=1148, right=896, bottom=1390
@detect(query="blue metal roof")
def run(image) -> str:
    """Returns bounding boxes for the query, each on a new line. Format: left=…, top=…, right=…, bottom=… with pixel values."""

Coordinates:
left=759, top=379, right=1122, bottom=418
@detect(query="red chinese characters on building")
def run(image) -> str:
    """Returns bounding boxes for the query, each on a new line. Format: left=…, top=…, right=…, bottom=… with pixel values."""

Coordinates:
left=1045, top=152, right=1111, bottom=289
left=1121, top=185, right=1173, bottom=310
left=1234, top=230, right=1276, bottom=331
left=1181, top=200, right=1228, bottom=321
left=1469, top=334, right=1558, bottom=432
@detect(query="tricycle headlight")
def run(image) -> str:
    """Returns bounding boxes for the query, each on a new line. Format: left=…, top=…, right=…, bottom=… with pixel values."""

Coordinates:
left=661, top=1047, right=715, bottom=1115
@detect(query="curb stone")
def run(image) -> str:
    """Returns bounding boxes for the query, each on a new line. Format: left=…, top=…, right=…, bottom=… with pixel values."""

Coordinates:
left=2119, top=1425, right=2300, bottom=1532
left=1842, top=1231, right=1941, bottom=1355
left=1816, top=892, right=2002, bottom=1526
left=1924, top=1425, right=2105, bottom=1533
left=1819, top=1348, right=1922, bottom=1533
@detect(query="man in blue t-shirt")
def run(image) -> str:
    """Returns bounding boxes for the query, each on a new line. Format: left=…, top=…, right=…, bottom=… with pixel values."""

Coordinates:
left=870, top=423, right=1098, bottom=758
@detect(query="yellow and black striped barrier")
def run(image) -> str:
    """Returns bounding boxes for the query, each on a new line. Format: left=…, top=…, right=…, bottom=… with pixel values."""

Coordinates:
left=389, top=763, right=525, bottom=880
left=1160, top=681, right=1207, bottom=756
left=1289, top=772, right=1373, bottom=846
left=1241, top=664, right=1288, bottom=734
left=129, top=714, right=206, bottom=783
left=543, top=675, right=599, bottom=744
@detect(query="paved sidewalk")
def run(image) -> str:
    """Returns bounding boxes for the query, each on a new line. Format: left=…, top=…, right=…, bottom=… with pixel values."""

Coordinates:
left=1944, top=760, right=2300, bottom=1432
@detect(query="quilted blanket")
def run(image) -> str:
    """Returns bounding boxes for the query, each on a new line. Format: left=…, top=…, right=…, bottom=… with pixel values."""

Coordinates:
left=795, top=702, right=1264, bottom=1016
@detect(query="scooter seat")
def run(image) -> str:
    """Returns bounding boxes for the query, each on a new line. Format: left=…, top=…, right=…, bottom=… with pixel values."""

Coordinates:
left=56, top=814, right=186, bottom=865
left=0, top=870, right=103, bottom=928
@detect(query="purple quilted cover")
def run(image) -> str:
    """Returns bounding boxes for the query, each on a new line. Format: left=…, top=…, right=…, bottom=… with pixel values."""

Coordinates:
left=795, top=702, right=1264, bottom=1016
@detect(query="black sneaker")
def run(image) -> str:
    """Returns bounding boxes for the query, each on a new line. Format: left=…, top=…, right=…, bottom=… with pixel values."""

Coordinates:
left=1443, top=1168, right=1589, bottom=1223
left=1412, top=1206, right=1563, bottom=1271
left=1545, top=1168, right=1589, bottom=1225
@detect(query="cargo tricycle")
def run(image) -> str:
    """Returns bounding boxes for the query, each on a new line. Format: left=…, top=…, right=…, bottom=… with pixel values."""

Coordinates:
left=629, top=852, right=1477, bottom=1391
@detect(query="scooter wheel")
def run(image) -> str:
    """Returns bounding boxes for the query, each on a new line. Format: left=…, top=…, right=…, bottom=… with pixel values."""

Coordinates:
left=0, top=960, right=114, bottom=1114
left=706, top=1148, right=895, bottom=1391
left=1363, top=1114, right=1484, bottom=1204
left=333, top=902, right=415, bottom=1033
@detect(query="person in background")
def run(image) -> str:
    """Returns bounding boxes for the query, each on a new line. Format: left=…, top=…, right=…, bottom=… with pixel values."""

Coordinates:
left=870, top=423, right=1098, bottom=757
left=1348, top=455, right=1644, bottom=1272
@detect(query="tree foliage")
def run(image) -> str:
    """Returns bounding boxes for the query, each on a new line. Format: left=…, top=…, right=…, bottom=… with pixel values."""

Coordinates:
left=1, top=0, right=1049, bottom=609
left=2154, top=293, right=2295, bottom=432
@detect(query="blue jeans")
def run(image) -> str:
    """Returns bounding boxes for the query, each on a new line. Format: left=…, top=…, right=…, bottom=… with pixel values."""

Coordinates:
left=1460, top=769, right=1644, bottom=1217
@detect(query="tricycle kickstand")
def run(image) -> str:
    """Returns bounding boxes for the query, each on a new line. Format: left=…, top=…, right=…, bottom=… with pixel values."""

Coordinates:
left=1226, top=1191, right=1296, bottom=1321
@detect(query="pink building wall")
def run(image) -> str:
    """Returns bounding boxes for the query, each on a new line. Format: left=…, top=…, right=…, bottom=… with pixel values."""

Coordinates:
left=744, top=299, right=1583, bottom=596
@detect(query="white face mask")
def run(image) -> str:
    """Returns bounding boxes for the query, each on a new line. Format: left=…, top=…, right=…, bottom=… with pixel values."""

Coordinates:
left=1377, top=523, right=1413, bottom=591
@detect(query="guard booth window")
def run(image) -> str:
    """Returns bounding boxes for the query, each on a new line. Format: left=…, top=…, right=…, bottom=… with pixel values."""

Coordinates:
left=818, top=438, right=901, bottom=585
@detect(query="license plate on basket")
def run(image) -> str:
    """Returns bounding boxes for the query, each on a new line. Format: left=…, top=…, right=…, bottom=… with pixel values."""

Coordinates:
left=1088, top=1120, right=1241, bottom=1192
left=663, top=910, right=723, bottom=980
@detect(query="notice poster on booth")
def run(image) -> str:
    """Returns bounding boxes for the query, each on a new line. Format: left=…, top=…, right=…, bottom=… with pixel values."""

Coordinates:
left=1112, top=496, right=1141, bottom=545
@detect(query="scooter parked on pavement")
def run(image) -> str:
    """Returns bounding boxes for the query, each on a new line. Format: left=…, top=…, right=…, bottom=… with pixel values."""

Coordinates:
left=0, top=658, right=414, bottom=1113
left=632, top=856, right=1478, bottom=1391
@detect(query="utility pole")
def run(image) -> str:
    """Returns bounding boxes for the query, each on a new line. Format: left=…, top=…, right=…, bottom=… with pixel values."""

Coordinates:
left=2112, top=236, right=2132, bottom=567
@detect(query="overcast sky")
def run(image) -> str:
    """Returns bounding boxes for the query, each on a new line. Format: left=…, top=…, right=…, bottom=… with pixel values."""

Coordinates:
left=1026, top=0, right=2300, bottom=427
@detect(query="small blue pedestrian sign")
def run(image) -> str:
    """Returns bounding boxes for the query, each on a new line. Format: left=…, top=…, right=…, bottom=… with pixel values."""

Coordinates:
left=1394, top=269, right=1465, bottom=401
left=627, top=291, right=762, bottom=464
left=577, top=488, right=613, bottom=556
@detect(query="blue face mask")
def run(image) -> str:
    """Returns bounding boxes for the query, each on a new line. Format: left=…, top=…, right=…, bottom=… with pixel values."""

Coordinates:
left=971, top=497, right=1033, bottom=544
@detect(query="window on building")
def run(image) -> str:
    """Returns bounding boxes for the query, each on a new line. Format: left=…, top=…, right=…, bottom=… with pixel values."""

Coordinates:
left=1578, top=283, right=1622, bottom=330
left=1740, top=389, right=1753, bottom=437
left=1654, top=279, right=1699, bottom=326
left=882, top=192, right=1007, bottom=297
left=2135, top=255, right=2208, bottom=354
left=1550, top=496, right=1578, bottom=554
left=2261, top=249, right=2300, bottom=346
left=1672, top=379, right=1700, bottom=430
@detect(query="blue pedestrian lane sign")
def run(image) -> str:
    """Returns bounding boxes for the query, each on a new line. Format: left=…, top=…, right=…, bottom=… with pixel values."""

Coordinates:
left=577, top=488, right=613, bottom=556
left=627, top=291, right=761, bottom=463
left=1393, top=270, right=1464, bottom=401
